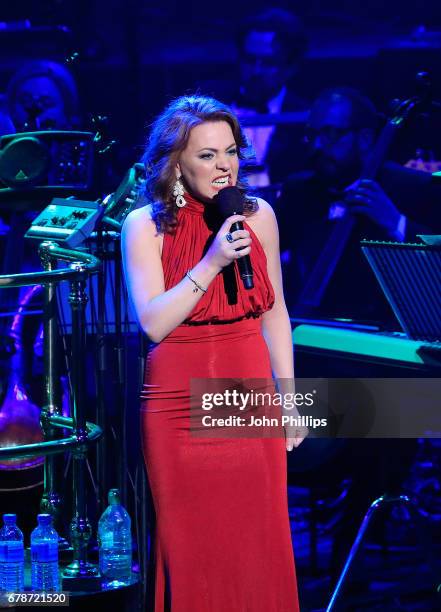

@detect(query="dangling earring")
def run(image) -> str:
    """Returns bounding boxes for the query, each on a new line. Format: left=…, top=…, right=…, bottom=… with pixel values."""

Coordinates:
left=173, top=177, right=186, bottom=207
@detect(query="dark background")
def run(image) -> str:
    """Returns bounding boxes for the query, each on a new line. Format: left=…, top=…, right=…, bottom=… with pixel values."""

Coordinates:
left=1, top=0, right=441, bottom=183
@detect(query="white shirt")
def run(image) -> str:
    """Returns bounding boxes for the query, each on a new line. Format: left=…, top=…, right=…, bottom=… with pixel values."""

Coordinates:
left=233, top=87, right=287, bottom=187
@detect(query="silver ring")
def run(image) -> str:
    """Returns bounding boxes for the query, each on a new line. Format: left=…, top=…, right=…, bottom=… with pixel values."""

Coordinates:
left=225, top=232, right=234, bottom=243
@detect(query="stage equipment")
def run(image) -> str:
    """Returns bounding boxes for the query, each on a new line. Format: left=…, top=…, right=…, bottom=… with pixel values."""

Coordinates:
left=25, top=198, right=103, bottom=247
left=82, top=162, right=145, bottom=511
left=0, top=131, right=95, bottom=207
left=0, top=284, right=46, bottom=474
left=0, top=160, right=144, bottom=594
left=0, top=243, right=103, bottom=586
left=293, top=322, right=441, bottom=372
left=101, top=162, right=145, bottom=231
left=293, top=317, right=440, bottom=605
left=0, top=132, right=95, bottom=482
left=296, top=238, right=441, bottom=600
left=362, top=240, right=441, bottom=343
left=326, top=494, right=427, bottom=611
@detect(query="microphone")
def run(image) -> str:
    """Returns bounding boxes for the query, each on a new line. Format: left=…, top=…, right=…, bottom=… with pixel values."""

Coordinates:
left=213, top=186, right=254, bottom=289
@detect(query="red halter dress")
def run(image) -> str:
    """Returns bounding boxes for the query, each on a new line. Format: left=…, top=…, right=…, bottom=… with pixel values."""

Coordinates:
left=140, top=193, right=299, bottom=612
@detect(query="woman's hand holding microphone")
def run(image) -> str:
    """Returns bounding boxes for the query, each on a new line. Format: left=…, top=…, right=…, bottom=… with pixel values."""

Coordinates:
left=204, top=215, right=252, bottom=272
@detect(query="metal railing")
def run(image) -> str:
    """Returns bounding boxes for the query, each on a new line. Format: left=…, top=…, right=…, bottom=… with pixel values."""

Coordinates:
left=0, top=241, right=103, bottom=583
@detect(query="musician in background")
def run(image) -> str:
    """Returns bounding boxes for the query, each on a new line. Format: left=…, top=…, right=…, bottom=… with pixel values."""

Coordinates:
left=231, top=8, right=309, bottom=189
left=5, top=59, right=80, bottom=132
left=277, top=87, right=440, bottom=322
left=0, top=59, right=82, bottom=273
left=0, top=60, right=82, bottom=356
left=279, top=88, right=439, bottom=590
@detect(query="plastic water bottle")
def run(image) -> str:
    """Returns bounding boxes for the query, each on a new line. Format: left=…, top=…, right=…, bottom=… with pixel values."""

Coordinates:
left=98, top=489, right=132, bottom=588
left=30, top=514, right=60, bottom=592
left=0, top=514, right=24, bottom=592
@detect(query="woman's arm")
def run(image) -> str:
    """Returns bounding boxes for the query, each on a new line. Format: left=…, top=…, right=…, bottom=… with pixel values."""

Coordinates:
left=121, top=205, right=250, bottom=343
left=249, top=199, right=308, bottom=450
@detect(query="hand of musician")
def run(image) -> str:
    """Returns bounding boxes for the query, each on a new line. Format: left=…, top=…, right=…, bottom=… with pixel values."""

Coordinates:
left=344, top=179, right=402, bottom=239
left=204, top=215, right=252, bottom=271
left=284, top=422, right=308, bottom=451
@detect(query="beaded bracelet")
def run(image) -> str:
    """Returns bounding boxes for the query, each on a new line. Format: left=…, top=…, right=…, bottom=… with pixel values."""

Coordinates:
left=185, top=270, right=207, bottom=293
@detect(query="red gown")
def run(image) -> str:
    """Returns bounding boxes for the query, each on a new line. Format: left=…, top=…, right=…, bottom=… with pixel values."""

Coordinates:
left=140, top=194, right=299, bottom=612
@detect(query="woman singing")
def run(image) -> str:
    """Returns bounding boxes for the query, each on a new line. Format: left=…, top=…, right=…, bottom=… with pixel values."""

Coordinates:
left=121, top=95, right=306, bottom=611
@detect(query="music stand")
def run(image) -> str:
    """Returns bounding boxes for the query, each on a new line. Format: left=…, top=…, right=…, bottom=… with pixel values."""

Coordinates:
left=327, top=239, right=441, bottom=609
left=361, top=240, right=441, bottom=342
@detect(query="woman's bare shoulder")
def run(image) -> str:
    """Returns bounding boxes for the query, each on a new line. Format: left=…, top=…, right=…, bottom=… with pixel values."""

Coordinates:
left=124, top=203, right=152, bottom=225
left=246, top=197, right=278, bottom=246
left=121, top=204, right=164, bottom=260
left=253, top=196, right=275, bottom=213
left=122, top=203, right=159, bottom=236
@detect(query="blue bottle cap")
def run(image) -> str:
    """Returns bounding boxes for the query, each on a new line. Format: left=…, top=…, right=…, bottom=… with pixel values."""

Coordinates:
left=37, top=514, right=52, bottom=526
left=3, top=514, right=16, bottom=524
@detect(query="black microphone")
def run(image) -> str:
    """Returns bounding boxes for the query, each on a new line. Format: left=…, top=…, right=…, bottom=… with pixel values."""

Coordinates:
left=213, top=186, right=254, bottom=289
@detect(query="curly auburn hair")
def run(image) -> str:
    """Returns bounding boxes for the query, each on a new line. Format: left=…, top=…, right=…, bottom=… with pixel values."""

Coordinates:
left=140, top=95, right=257, bottom=233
